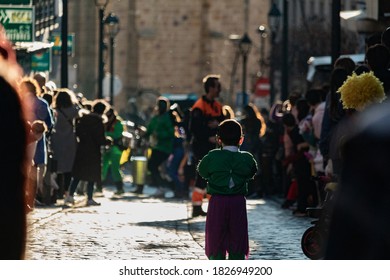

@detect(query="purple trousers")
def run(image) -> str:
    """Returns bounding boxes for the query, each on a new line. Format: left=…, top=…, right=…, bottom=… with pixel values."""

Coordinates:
left=205, top=194, right=249, bottom=259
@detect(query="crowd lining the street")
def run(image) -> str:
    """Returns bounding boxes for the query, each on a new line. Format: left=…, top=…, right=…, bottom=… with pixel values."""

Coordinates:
left=2, top=24, right=390, bottom=260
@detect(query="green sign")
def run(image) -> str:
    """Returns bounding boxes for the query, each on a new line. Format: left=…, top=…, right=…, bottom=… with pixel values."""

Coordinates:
left=0, top=6, right=34, bottom=42
left=31, top=48, right=51, bottom=72
left=50, top=33, right=75, bottom=56
left=0, top=1, right=31, bottom=4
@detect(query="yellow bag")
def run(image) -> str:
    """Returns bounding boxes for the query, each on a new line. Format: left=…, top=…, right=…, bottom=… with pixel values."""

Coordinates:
left=120, top=148, right=130, bottom=165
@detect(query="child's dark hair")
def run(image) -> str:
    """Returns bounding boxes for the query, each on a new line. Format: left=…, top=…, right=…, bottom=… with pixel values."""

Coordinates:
left=217, top=119, right=242, bottom=146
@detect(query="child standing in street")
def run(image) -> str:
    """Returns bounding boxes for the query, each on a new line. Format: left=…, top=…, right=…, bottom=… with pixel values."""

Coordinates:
left=197, top=119, right=258, bottom=260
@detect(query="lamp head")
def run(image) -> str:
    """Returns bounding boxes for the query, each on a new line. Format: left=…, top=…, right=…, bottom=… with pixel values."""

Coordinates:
left=104, top=12, right=120, bottom=38
left=239, top=33, right=252, bottom=56
left=268, top=2, right=281, bottom=34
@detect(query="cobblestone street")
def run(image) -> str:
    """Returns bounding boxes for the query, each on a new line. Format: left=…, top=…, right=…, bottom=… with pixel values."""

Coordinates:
left=188, top=199, right=309, bottom=260
left=27, top=190, right=205, bottom=260
left=26, top=185, right=310, bottom=260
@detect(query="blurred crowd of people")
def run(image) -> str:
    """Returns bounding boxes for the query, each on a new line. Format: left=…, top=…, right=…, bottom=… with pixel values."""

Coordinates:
left=3, top=21, right=390, bottom=259
left=0, top=27, right=130, bottom=258
left=20, top=73, right=128, bottom=208
left=260, top=26, right=390, bottom=259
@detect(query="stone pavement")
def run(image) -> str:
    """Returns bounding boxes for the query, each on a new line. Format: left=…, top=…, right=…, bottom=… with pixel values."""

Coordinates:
left=188, top=198, right=310, bottom=260
left=26, top=184, right=206, bottom=260
left=26, top=183, right=311, bottom=260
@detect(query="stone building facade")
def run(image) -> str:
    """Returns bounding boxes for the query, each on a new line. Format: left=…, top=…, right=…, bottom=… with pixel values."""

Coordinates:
left=66, top=0, right=387, bottom=114
left=67, top=0, right=271, bottom=114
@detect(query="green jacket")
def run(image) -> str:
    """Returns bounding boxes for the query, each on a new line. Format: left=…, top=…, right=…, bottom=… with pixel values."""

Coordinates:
left=105, top=116, right=124, bottom=155
left=197, top=147, right=258, bottom=195
left=146, top=112, right=175, bottom=154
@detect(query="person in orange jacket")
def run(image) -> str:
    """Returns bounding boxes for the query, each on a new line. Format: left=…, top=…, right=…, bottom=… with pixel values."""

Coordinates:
left=189, top=74, right=225, bottom=217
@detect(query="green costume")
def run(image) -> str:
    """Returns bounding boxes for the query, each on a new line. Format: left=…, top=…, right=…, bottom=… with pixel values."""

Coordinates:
left=197, top=147, right=258, bottom=195
left=102, top=116, right=124, bottom=184
left=145, top=111, right=175, bottom=154
left=197, top=146, right=258, bottom=260
left=144, top=111, right=175, bottom=188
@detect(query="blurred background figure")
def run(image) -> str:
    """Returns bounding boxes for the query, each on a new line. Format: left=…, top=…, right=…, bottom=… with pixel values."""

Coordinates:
left=33, top=72, right=47, bottom=93
left=189, top=75, right=225, bottom=217
left=325, top=101, right=390, bottom=259
left=165, top=109, right=187, bottom=198
left=0, top=30, right=29, bottom=259
left=101, top=107, right=125, bottom=195
left=50, top=89, right=80, bottom=201
left=145, top=96, right=175, bottom=197
left=19, top=77, right=54, bottom=209
left=319, top=67, right=349, bottom=170
left=324, top=64, right=386, bottom=259
left=240, top=103, right=263, bottom=198
left=0, top=75, right=29, bottom=259
left=261, top=102, right=284, bottom=197
left=65, top=99, right=108, bottom=206
left=365, top=44, right=390, bottom=95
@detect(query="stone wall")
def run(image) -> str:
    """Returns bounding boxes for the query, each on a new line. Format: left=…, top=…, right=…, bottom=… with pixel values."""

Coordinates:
left=68, top=0, right=270, bottom=113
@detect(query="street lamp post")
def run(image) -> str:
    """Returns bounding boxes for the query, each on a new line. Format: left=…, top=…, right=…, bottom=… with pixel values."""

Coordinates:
left=268, top=2, right=281, bottom=106
left=281, top=0, right=289, bottom=101
left=239, top=33, right=252, bottom=109
left=94, top=0, right=110, bottom=100
left=331, top=0, right=341, bottom=66
left=257, top=25, right=267, bottom=77
left=61, top=0, right=68, bottom=88
left=104, top=12, right=120, bottom=106
left=228, top=34, right=241, bottom=107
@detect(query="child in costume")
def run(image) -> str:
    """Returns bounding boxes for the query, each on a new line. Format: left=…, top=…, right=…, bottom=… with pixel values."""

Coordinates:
left=197, top=119, right=258, bottom=260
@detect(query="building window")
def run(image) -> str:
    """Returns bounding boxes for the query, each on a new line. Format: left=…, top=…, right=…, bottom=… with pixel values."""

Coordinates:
left=33, top=0, right=56, bottom=37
